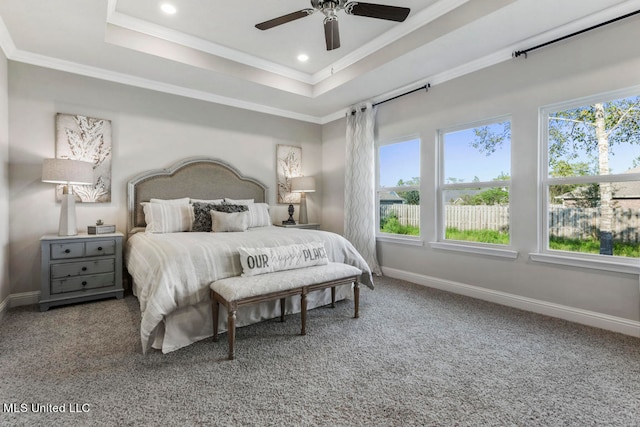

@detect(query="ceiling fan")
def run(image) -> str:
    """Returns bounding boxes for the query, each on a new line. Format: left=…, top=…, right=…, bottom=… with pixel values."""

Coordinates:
left=255, top=0, right=411, bottom=51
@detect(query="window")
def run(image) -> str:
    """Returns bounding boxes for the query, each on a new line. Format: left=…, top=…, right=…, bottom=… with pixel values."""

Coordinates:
left=376, top=137, right=420, bottom=238
left=540, top=91, right=640, bottom=262
left=438, top=117, right=512, bottom=247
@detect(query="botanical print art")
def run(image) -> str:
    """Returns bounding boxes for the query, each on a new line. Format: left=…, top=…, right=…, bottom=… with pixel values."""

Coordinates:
left=55, top=113, right=112, bottom=203
left=276, top=144, right=301, bottom=204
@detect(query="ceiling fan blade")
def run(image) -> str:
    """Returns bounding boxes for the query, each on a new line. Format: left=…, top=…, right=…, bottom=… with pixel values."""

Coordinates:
left=255, top=9, right=314, bottom=30
left=324, top=18, right=340, bottom=51
left=345, top=2, right=410, bottom=22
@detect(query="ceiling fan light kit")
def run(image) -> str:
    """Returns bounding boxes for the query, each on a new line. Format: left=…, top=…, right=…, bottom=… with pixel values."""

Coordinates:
left=255, top=0, right=410, bottom=51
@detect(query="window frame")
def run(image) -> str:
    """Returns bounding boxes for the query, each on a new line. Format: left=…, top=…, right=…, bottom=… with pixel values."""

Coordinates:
left=432, top=115, right=517, bottom=259
left=375, top=134, right=423, bottom=245
left=533, top=86, right=640, bottom=274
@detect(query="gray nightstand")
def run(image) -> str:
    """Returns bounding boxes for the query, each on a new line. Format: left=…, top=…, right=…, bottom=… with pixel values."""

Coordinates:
left=39, top=232, right=124, bottom=311
left=275, top=223, right=320, bottom=230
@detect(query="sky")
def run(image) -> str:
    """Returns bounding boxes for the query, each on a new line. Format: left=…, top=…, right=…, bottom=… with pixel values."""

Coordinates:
left=379, top=125, right=639, bottom=188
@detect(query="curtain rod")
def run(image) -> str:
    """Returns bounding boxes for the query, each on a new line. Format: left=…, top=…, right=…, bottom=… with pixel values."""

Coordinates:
left=349, top=84, right=430, bottom=115
left=373, top=83, right=431, bottom=107
left=513, top=9, right=640, bottom=58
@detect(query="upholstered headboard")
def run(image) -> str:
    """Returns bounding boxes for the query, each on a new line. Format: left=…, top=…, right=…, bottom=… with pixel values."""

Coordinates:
left=127, top=157, right=268, bottom=234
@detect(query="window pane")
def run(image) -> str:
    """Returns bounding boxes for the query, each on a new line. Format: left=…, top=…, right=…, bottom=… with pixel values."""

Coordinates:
left=443, top=188, right=510, bottom=244
left=443, top=121, right=511, bottom=183
left=379, top=139, right=420, bottom=188
left=548, top=95, right=640, bottom=178
left=548, top=182, right=640, bottom=257
left=379, top=195, right=420, bottom=236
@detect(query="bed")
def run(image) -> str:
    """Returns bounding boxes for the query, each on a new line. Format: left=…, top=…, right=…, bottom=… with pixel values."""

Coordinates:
left=124, top=157, right=373, bottom=354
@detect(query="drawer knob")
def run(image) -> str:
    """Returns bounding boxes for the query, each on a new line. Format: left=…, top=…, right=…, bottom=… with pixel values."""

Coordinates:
left=81, top=267, right=87, bottom=271
left=97, top=247, right=103, bottom=251
left=82, top=281, right=87, bottom=286
left=64, top=249, right=71, bottom=254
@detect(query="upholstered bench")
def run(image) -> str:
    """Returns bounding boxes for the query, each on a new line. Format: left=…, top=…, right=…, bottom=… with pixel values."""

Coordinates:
left=210, top=262, right=362, bottom=360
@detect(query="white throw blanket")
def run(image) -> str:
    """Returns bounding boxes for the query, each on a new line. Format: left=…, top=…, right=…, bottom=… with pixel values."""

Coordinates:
left=125, top=226, right=374, bottom=353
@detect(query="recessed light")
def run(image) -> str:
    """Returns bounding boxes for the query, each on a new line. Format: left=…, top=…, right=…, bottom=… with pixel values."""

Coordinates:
left=297, top=54, right=309, bottom=62
left=161, top=3, right=177, bottom=15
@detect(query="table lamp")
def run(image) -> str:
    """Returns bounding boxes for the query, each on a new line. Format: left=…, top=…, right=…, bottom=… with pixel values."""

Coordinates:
left=42, top=158, right=94, bottom=236
left=291, top=176, right=316, bottom=224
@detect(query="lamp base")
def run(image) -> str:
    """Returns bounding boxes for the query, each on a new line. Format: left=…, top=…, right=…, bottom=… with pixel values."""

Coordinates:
left=59, top=193, right=78, bottom=236
left=299, top=193, right=308, bottom=224
left=283, top=204, right=296, bottom=225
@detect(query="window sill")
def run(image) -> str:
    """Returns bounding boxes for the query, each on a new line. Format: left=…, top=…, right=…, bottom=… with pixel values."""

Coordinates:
left=429, top=241, right=518, bottom=259
left=376, top=234, right=424, bottom=246
left=529, top=252, right=640, bottom=275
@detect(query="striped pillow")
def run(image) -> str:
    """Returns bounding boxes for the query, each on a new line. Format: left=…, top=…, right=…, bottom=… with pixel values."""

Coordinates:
left=247, top=203, right=271, bottom=228
left=142, top=202, right=194, bottom=233
left=211, top=210, right=250, bottom=232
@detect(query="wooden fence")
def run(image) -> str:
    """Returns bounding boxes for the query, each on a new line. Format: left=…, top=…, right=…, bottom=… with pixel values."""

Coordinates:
left=380, top=204, right=640, bottom=243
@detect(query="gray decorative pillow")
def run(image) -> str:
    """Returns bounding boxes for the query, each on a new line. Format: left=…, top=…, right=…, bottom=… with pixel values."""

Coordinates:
left=212, top=203, right=249, bottom=214
left=191, top=202, right=219, bottom=232
left=192, top=203, right=248, bottom=232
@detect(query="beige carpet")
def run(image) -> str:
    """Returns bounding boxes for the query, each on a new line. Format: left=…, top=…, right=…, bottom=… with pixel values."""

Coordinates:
left=1, top=276, right=639, bottom=426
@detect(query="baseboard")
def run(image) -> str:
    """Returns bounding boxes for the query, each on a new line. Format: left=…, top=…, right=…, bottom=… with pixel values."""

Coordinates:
left=0, top=294, right=8, bottom=322
left=0, top=291, right=40, bottom=321
left=382, top=267, right=640, bottom=338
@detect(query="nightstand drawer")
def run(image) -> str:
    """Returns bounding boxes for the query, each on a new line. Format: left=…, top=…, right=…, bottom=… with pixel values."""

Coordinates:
left=51, top=259, right=115, bottom=279
left=86, top=239, right=115, bottom=257
left=51, top=242, right=84, bottom=259
left=51, top=273, right=115, bottom=294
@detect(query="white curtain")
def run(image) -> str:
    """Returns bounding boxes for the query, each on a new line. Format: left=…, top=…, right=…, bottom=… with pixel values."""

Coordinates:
left=344, top=103, right=382, bottom=276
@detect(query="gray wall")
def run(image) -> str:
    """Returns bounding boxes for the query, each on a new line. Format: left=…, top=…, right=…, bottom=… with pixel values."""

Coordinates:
left=322, top=17, right=640, bottom=324
left=0, top=48, right=8, bottom=307
left=8, top=62, right=322, bottom=296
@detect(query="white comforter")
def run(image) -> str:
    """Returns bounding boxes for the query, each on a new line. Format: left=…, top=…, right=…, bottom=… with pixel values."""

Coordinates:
left=125, top=226, right=373, bottom=353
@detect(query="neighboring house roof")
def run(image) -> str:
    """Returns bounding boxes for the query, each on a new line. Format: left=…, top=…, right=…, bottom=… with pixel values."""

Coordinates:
left=556, top=167, right=640, bottom=201
left=379, top=191, right=405, bottom=203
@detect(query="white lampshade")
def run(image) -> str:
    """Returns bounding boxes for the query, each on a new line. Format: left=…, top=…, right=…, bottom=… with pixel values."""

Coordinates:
left=42, top=158, right=94, bottom=185
left=42, top=158, right=94, bottom=236
left=291, top=176, right=316, bottom=193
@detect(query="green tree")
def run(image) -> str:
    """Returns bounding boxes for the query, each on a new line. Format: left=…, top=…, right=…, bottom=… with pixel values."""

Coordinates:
left=548, top=97, right=640, bottom=254
left=473, top=97, right=640, bottom=255
left=458, top=172, right=510, bottom=205
left=396, top=177, right=420, bottom=205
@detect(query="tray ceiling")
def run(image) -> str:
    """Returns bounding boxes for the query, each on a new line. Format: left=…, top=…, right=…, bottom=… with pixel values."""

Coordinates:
left=0, top=0, right=637, bottom=123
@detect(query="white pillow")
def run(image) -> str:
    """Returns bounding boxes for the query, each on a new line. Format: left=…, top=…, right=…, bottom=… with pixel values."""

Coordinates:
left=224, top=198, right=254, bottom=205
left=247, top=203, right=271, bottom=228
left=149, top=197, right=190, bottom=205
left=142, top=202, right=194, bottom=233
left=238, top=241, right=329, bottom=277
left=190, top=198, right=224, bottom=204
left=211, top=210, right=250, bottom=232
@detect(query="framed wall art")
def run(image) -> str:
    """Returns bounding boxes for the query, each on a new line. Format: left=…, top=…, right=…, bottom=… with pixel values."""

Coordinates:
left=276, top=144, right=301, bottom=204
left=55, top=113, right=112, bottom=203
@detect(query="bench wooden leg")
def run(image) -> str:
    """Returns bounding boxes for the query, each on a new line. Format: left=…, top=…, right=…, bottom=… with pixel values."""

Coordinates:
left=279, top=297, right=286, bottom=322
left=331, top=286, right=336, bottom=308
left=228, top=308, right=236, bottom=360
left=300, top=289, right=307, bottom=336
left=212, top=291, right=219, bottom=342
left=354, top=281, right=360, bottom=319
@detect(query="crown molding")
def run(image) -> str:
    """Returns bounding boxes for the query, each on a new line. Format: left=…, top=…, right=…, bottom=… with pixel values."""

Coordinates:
left=318, top=0, right=640, bottom=124
left=106, top=0, right=470, bottom=87
left=106, top=10, right=315, bottom=85
left=4, top=1, right=639, bottom=125
left=0, top=16, right=16, bottom=58
left=8, top=46, right=323, bottom=124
